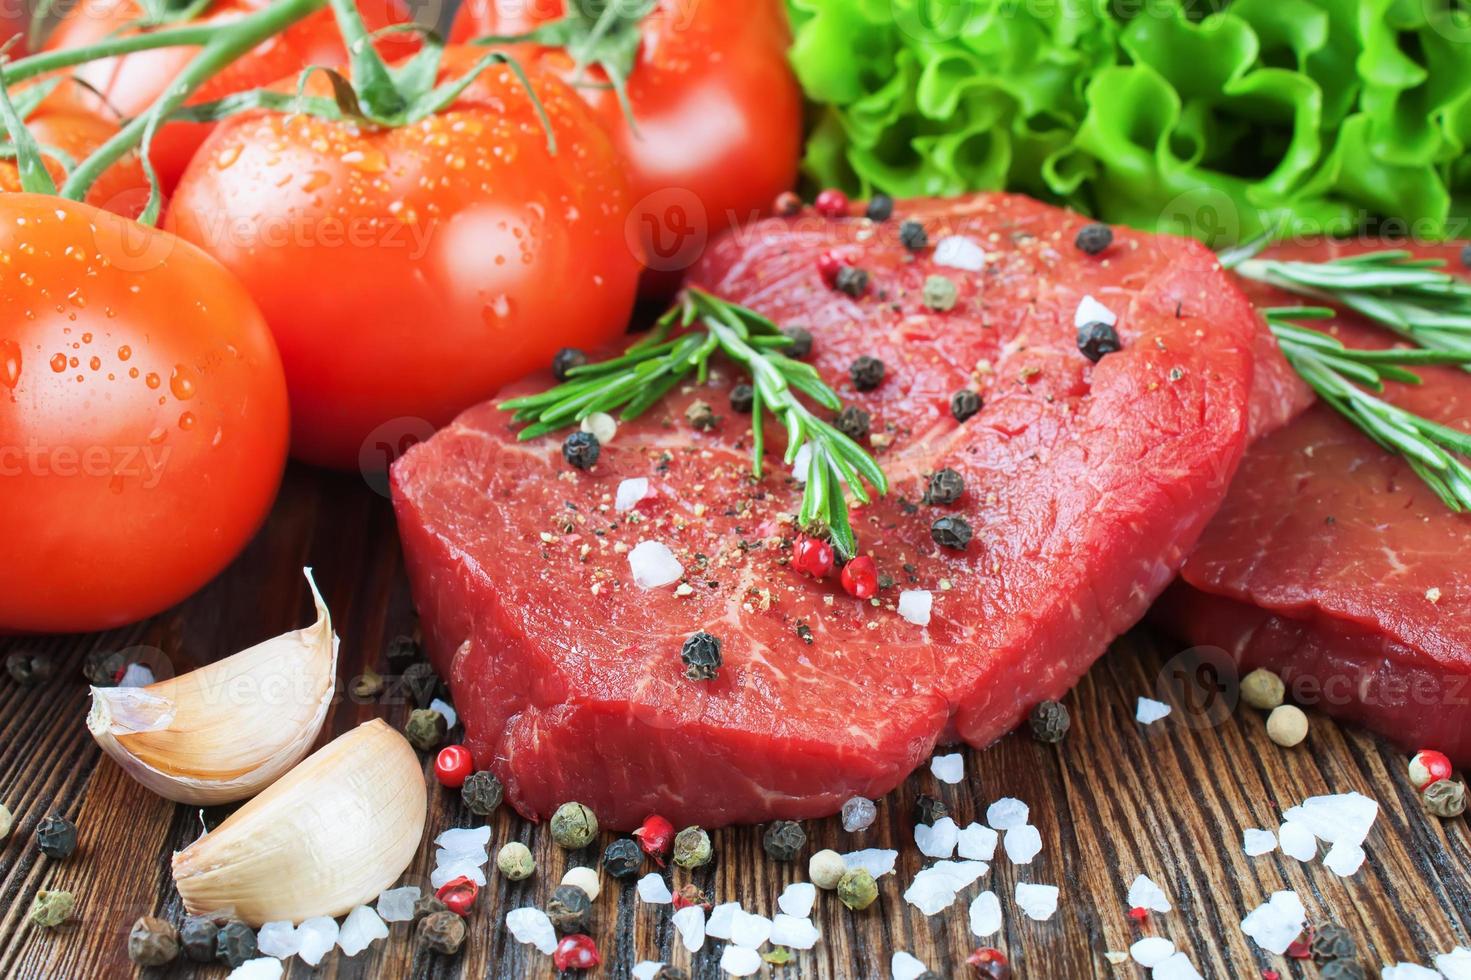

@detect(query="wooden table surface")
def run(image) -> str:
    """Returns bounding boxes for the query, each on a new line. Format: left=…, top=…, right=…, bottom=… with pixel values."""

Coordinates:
left=2, top=463, right=1469, bottom=980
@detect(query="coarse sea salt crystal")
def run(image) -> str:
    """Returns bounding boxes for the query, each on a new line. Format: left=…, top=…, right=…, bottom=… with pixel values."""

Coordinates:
left=1324, top=839, right=1366, bottom=877
left=729, top=909, right=772, bottom=949
left=338, top=905, right=388, bottom=956
left=435, top=826, right=491, bottom=851
left=672, top=905, right=706, bottom=953
left=1004, top=825, right=1042, bottom=864
left=904, top=861, right=990, bottom=916
left=705, top=902, right=741, bottom=940
left=1383, top=965, right=1442, bottom=980
left=615, top=477, right=649, bottom=512
left=1437, top=947, right=1471, bottom=979
left=637, top=873, right=673, bottom=904
left=986, top=798, right=1029, bottom=831
left=1136, top=697, right=1172, bottom=724
left=916, top=816, right=959, bottom=858
left=969, top=891, right=1002, bottom=937
left=958, top=823, right=998, bottom=861
left=632, top=963, right=664, bottom=980
left=1153, top=952, right=1205, bottom=980
left=934, top=235, right=988, bottom=271
left=255, top=921, right=299, bottom=959
left=1278, top=821, right=1318, bottom=862
left=843, top=849, right=899, bottom=879
left=1014, top=882, right=1059, bottom=921
left=506, top=907, right=557, bottom=955
left=119, top=663, right=155, bottom=688
left=1129, top=936, right=1175, bottom=967
left=930, top=753, right=964, bottom=784
left=431, top=859, right=487, bottom=889
left=296, top=917, right=339, bottom=967
left=1075, top=294, right=1118, bottom=328
left=228, top=959, right=283, bottom=980
left=898, top=590, right=932, bottom=626
left=1283, top=792, right=1379, bottom=847
left=429, top=698, right=457, bottom=729
left=720, top=944, right=763, bottom=976
left=892, top=951, right=930, bottom=980
left=778, top=882, right=817, bottom=918
left=1127, top=874, right=1171, bottom=913
left=377, top=886, right=420, bottom=923
left=771, top=914, right=821, bottom=949
left=629, top=540, right=683, bottom=589
left=1240, top=890, right=1306, bottom=955
left=580, top=412, right=617, bottom=444
left=1243, top=829, right=1277, bottom=857
left=842, top=796, right=877, bottom=832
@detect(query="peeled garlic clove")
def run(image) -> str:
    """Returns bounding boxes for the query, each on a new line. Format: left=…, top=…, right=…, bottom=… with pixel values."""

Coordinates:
left=173, top=719, right=426, bottom=926
left=87, top=568, right=338, bottom=805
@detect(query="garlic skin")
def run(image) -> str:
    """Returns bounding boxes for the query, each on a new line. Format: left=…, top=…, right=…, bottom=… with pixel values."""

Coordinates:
left=87, top=567, right=338, bottom=805
left=173, top=719, right=426, bottom=926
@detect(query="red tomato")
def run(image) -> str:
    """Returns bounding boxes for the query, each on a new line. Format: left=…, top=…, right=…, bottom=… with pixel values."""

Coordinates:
left=41, top=0, right=415, bottom=193
left=0, top=195, right=289, bottom=633
left=165, top=47, right=641, bottom=469
left=450, top=0, right=802, bottom=293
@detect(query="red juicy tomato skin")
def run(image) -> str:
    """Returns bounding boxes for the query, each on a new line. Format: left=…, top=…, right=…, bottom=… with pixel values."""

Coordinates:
left=165, top=47, right=642, bottom=470
left=450, top=0, right=803, bottom=293
left=0, top=195, right=289, bottom=634
left=42, top=0, right=415, bottom=194
left=0, top=89, right=152, bottom=218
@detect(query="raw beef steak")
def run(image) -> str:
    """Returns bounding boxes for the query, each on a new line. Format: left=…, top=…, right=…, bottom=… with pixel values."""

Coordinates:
left=391, top=194, right=1262, bottom=828
left=1161, top=241, right=1471, bottom=763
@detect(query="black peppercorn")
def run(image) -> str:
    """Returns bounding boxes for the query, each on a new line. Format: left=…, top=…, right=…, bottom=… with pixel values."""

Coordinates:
left=850, top=355, right=885, bottom=391
left=950, top=389, right=982, bottom=422
left=546, top=884, right=593, bottom=933
left=913, top=794, right=948, bottom=825
left=1028, top=700, right=1070, bottom=743
left=462, top=771, right=504, bottom=815
left=6, top=652, right=53, bottom=686
left=35, top=813, right=77, bottom=859
left=730, top=384, right=755, bottom=414
left=834, top=405, right=871, bottom=442
left=412, top=893, right=449, bottom=922
left=402, top=660, right=446, bottom=707
left=418, top=910, right=467, bottom=954
left=931, top=515, right=973, bottom=550
left=762, top=820, right=806, bottom=861
left=781, top=326, right=813, bottom=359
left=653, top=968, right=691, bottom=980
left=385, top=633, right=423, bottom=673
left=834, top=266, right=870, bottom=298
left=1321, top=961, right=1367, bottom=980
left=215, top=919, right=258, bottom=969
left=1312, top=921, right=1358, bottom=963
left=180, top=916, right=219, bottom=962
left=1074, top=222, right=1113, bottom=255
left=563, top=431, right=601, bottom=470
left=603, top=837, right=643, bottom=879
left=924, top=468, right=965, bottom=505
left=773, top=191, right=802, bottom=217
left=1077, top=320, right=1122, bottom=362
left=899, top=219, right=928, bottom=250
left=552, top=347, right=588, bottom=381
left=128, top=916, right=180, bottom=966
left=685, top=399, right=717, bottom=431
left=866, top=194, right=894, bottom=222
left=680, top=631, right=722, bottom=681
left=82, top=649, right=127, bottom=686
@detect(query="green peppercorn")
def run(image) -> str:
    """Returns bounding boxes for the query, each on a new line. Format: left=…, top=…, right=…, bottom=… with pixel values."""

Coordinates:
left=922, top=274, right=957, bottom=312
left=1029, top=700, right=1070, bottom=743
left=834, top=405, right=871, bottom=442
left=673, top=826, right=713, bottom=869
left=1241, top=668, right=1285, bottom=710
left=180, top=916, right=219, bottom=962
left=1077, top=320, right=1122, bottom=362
left=1424, top=778, right=1467, bottom=818
left=931, top=515, right=972, bottom=550
left=850, top=356, right=885, bottom=392
left=924, top=468, right=965, bottom=505
left=215, top=919, right=257, bottom=969
left=128, top=916, right=180, bottom=966
left=36, top=813, right=77, bottom=859
left=0, top=803, right=12, bottom=841
left=680, top=631, right=722, bottom=682
left=899, top=220, right=927, bottom=251
left=913, top=794, right=947, bottom=825
left=866, top=195, right=894, bottom=222
left=6, top=651, right=53, bottom=686
left=950, top=389, right=982, bottom=422
left=82, top=649, right=127, bottom=686
left=685, top=399, right=717, bottom=431
left=461, top=771, right=504, bottom=815
left=562, top=431, right=601, bottom=470
left=603, top=837, right=643, bottom=878
left=553, top=347, right=589, bottom=381
left=404, top=707, right=447, bottom=752
left=730, top=384, right=755, bottom=414
left=385, top=632, right=424, bottom=673
left=546, top=884, right=593, bottom=933
left=497, top=841, right=536, bottom=880
left=28, top=890, right=74, bottom=928
left=782, top=327, right=814, bottom=359
left=1311, top=921, right=1357, bottom=963
left=837, top=868, right=878, bottom=910
left=551, top=802, right=599, bottom=849
left=1321, top=960, right=1367, bottom=980
left=762, top=820, right=806, bottom=862
left=1074, top=223, right=1113, bottom=255
left=834, top=266, right=870, bottom=298
left=413, top=893, right=450, bottom=921
left=418, top=909, right=466, bottom=955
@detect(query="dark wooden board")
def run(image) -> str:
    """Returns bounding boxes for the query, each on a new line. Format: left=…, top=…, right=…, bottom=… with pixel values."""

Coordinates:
left=3, top=464, right=1469, bottom=979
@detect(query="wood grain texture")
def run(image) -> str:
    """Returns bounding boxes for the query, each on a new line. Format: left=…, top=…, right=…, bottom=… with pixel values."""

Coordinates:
left=2, top=464, right=1469, bottom=979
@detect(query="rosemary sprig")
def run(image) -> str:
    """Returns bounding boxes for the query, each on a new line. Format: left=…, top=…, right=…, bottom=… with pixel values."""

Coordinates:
left=501, top=287, right=888, bottom=559
left=1265, top=307, right=1471, bottom=511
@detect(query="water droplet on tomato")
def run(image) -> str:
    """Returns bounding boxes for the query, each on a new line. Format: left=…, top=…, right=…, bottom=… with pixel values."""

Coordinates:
left=216, top=145, right=242, bottom=169
left=68, top=290, right=86, bottom=309
left=0, top=339, right=20, bottom=389
left=147, top=426, right=167, bottom=444
left=145, top=372, right=160, bottom=389
left=169, top=364, right=197, bottom=401
left=178, top=412, right=196, bottom=431
left=302, top=171, right=331, bottom=192
left=118, top=345, right=131, bottom=361
left=89, top=356, right=100, bottom=370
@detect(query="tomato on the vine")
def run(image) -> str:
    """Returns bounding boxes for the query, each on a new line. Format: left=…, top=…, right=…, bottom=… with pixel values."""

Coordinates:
left=165, top=47, right=642, bottom=469
left=41, top=0, right=415, bottom=192
left=0, top=195, right=289, bottom=633
left=450, top=0, right=802, bottom=293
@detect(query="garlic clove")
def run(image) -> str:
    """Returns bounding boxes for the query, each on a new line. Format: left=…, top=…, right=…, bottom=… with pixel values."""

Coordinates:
left=172, top=719, right=426, bottom=927
left=87, top=568, right=338, bottom=805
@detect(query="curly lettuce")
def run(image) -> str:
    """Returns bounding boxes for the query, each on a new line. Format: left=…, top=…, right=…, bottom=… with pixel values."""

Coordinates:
left=787, top=0, right=1471, bottom=244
